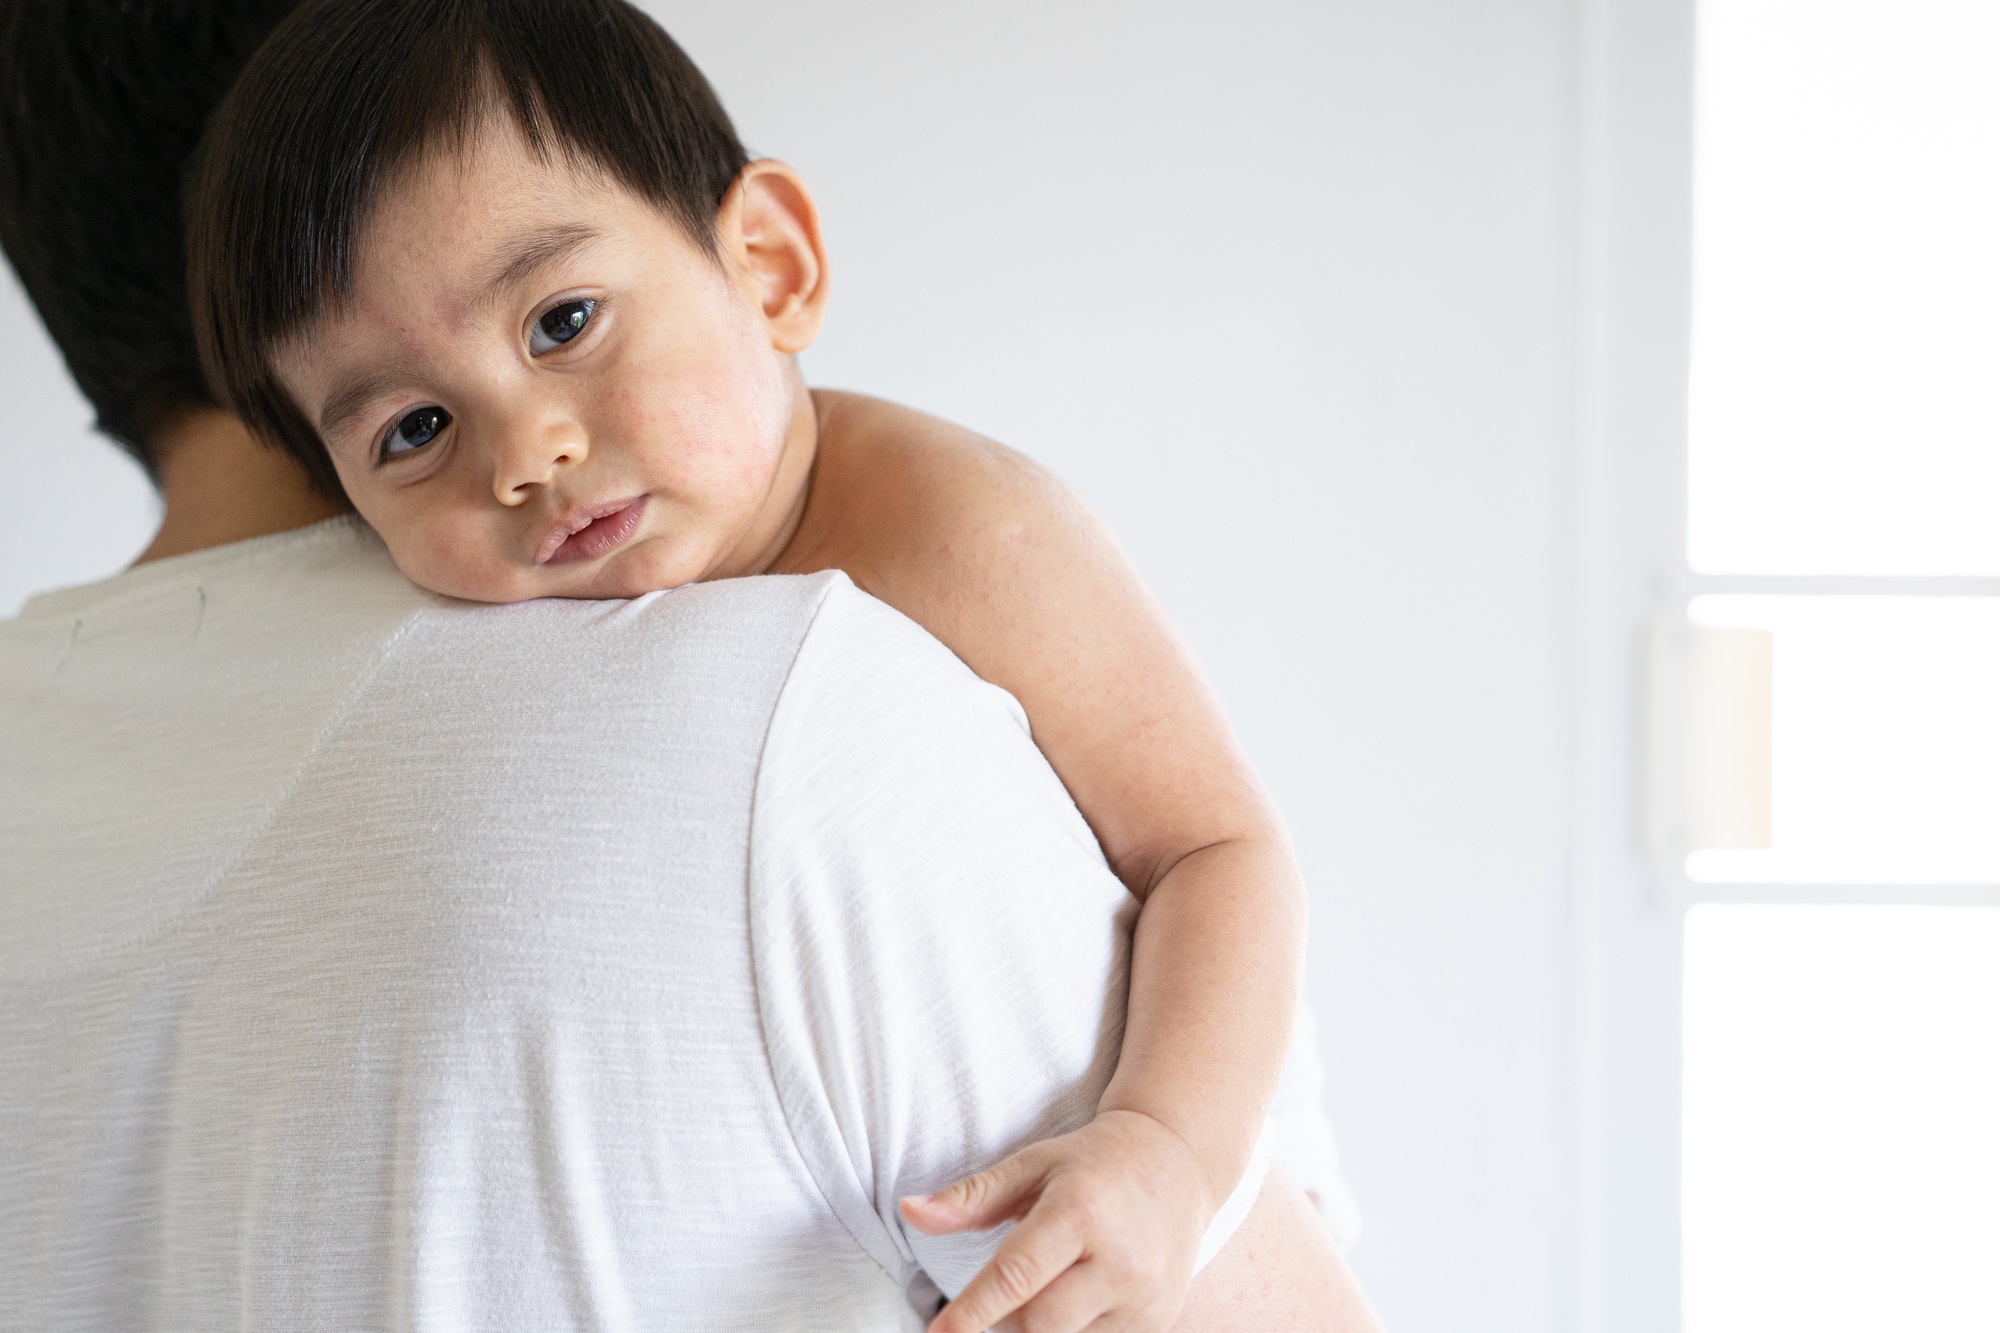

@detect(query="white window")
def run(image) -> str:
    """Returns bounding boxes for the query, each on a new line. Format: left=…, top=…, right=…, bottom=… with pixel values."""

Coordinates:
left=1584, top=1, right=1998, bottom=1327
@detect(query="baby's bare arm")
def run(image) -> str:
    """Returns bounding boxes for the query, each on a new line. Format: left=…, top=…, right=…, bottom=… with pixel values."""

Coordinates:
left=781, top=390, right=1307, bottom=1229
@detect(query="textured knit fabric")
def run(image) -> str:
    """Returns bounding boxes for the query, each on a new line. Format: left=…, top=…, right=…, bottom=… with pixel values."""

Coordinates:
left=0, top=518, right=1271, bottom=1330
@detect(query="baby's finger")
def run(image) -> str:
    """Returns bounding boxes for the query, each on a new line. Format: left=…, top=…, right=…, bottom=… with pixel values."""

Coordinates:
left=903, top=1146, right=1048, bottom=1234
left=990, top=1260, right=1119, bottom=1333
left=928, top=1213, right=1083, bottom=1333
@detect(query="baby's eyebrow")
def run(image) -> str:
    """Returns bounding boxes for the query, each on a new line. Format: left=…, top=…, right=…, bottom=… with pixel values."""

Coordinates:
left=473, top=223, right=605, bottom=310
left=319, top=370, right=400, bottom=444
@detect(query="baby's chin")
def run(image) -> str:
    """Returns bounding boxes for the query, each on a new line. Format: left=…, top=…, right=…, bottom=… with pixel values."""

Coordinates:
left=396, top=539, right=701, bottom=605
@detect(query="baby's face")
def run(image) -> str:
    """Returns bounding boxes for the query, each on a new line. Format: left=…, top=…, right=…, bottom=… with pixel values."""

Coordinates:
left=276, top=119, right=817, bottom=602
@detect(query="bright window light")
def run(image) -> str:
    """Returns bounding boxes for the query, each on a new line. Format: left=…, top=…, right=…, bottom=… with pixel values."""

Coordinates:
left=1683, top=905, right=2000, bottom=1333
left=1684, top=596, right=2000, bottom=883
left=1687, top=0, right=2000, bottom=575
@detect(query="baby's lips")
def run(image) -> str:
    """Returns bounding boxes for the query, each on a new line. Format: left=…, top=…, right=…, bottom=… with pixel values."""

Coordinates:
left=540, top=495, right=649, bottom=566
left=534, top=495, right=640, bottom=564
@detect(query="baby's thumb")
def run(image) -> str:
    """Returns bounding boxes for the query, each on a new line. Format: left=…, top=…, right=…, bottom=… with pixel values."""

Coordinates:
left=900, top=1151, right=1045, bottom=1235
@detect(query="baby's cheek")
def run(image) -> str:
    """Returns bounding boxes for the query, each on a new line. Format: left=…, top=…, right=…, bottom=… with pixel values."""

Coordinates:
left=437, top=532, right=524, bottom=603
left=648, top=375, right=772, bottom=494
left=385, top=513, right=519, bottom=604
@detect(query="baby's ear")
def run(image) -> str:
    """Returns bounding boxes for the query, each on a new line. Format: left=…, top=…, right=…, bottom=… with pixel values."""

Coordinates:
left=717, top=160, right=829, bottom=354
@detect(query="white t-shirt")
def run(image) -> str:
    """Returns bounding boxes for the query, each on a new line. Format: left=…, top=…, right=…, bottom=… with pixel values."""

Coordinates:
left=0, top=519, right=1278, bottom=1330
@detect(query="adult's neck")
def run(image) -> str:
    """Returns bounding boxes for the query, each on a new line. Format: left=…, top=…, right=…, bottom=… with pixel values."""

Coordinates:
left=134, top=409, right=347, bottom=565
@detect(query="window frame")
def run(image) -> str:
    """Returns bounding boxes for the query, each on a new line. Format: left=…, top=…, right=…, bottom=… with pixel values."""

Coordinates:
left=1574, top=1, right=2000, bottom=1328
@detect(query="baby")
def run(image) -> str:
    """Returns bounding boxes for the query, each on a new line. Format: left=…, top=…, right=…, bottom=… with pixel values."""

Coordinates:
left=188, top=1, right=1347, bottom=1328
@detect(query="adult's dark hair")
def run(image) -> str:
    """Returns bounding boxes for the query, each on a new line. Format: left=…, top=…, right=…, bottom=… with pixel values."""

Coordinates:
left=188, top=0, right=749, bottom=498
left=0, top=0, right=300, bottom=477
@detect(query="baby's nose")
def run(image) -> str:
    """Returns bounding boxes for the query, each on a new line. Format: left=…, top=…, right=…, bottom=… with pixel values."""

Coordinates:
left=494, top=423, right=588, bottom=504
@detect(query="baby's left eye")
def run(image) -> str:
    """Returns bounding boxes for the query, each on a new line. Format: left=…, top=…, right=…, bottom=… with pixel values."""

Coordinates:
left=529, top=299, right=597, bottom=355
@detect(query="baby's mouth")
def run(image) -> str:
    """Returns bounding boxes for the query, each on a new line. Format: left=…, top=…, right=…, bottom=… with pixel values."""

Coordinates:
left=538, top=496, right=649, bottom=566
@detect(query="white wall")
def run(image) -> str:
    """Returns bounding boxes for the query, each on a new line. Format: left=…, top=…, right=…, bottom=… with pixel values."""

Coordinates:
left=0, top=3, right=1589, bottom=1329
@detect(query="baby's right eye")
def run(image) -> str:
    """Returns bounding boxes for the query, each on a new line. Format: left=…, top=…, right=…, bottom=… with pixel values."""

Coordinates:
left=529, top=299, right=597, bottom=355
left=381, top=405, right=451, bottom=462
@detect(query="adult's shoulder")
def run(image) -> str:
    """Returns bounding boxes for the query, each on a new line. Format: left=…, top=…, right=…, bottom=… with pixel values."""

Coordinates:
left=764, top=570, right=1031, bottom=730
left=423, top=568, right=848, bottom=670
left=746, top=575, right=1133, bottom=1298
left=327, top=571, right=867, bottom=834
left=394, top=570, right=855, bottom=733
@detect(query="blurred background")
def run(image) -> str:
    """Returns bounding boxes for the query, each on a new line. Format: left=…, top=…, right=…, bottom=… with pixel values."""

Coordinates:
left=3, top=1, right=1994, bottom=1330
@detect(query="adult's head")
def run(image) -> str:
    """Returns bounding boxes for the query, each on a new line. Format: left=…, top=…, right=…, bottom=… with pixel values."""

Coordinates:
left=0, top=0, right=300, bottom=479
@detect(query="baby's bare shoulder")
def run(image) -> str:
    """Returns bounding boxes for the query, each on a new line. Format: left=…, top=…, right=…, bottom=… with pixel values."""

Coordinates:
left=810, top=389, right=1066, bottom=512
left=790, top=391, right=1096, bottom=591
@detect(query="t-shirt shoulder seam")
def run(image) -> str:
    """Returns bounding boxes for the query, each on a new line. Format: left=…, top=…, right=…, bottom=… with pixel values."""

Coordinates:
left=3, top=611, right=429, bottom=984
left=739, top=574, right=904, bottom=1281
left=13, top=516, right=383, bottom=621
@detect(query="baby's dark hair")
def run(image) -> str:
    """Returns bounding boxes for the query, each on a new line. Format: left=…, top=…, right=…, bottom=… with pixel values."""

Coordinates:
left=0, top=0, right=302, bottom=478
left=187, top=0, right=749, bottom=497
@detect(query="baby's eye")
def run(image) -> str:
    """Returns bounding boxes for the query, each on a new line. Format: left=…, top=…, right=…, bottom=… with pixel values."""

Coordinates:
left=381, top=405, right=451, bottom=461
left=529, top=299, right=597, bottom=355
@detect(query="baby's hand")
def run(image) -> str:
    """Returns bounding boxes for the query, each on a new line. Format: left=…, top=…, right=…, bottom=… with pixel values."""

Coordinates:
left=900, top=1108, right=1213, bottom=1333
